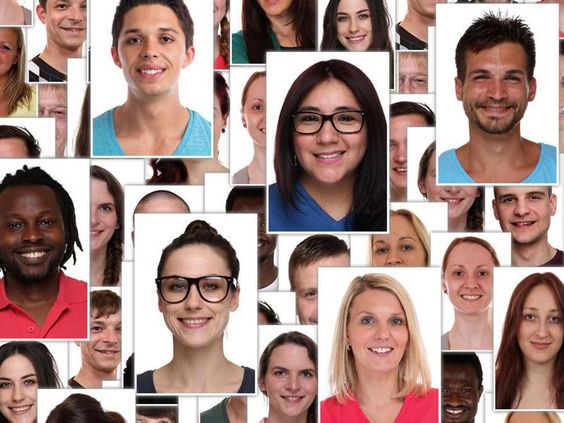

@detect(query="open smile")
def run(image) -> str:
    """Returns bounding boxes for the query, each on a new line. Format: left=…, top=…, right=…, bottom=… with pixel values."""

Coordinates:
left=443, top=406, right=468, bottom=416
left=346, top=35, right=367, bottom=44
left=314, top=151, right=344, bottom=164
left=179, top=317, right=211, bottom=329
left=9, top=405, right=33, bottom=415
left=460, top=294, right=482, bottom=301
left=281, top=395, right=305, bottom=403
left=440, top=197, right=464, bottom=205
left=368, top=347, right=393, bottom=354
left=510, top=220, right=535, bottom=228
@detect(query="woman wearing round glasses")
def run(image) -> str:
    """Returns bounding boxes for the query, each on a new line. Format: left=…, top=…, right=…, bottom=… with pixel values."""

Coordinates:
left=269, top=59, right=387, bottom=232
left=136, top=220, right=255, bottom=393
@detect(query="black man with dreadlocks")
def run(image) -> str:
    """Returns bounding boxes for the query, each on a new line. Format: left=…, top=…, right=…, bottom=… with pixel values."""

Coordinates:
left=0, top=166, right=87, bottom=338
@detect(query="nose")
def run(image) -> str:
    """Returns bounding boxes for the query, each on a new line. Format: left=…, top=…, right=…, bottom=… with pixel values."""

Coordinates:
left=536, top=320, right=549, bottom=338
left=285, top=374, right=300, bottom=392
left=142, top=37, right=159, bottom=59
left=22, top=223, right=43, bottom=243
left=444, top=391, right=462, bottom=406
left=393, top=142, right=407, bottom=164
left=183, top=284, right=203, bottom=309
left=349, top=17, right=358, bottom=33
left=373, top=322, right=390, bottom=339
left=462, top=274, right=479, bottom=290
left=316, top=119, right=338, bottom=144
left=385, top=251, right=403, bottom=266
left=90, top=207, right=99, bottom=227
left=513, top=199, right=530, bottom=216
left=444, top=185, right=461, bottom=194
left=104, top=328, right=120, bottom=345
left=487, top=78, right=508, bottom=100
left=11, top=383, right=24, bottom=402
left=399, top=76, right=413, bottom=94
left=69, top=3, right=85, bottom=21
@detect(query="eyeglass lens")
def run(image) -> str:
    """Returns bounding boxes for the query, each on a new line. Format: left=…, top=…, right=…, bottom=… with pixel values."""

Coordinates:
left=293, top=111, right=364, bottom=134
left=159, top=276, right=230, bottom=303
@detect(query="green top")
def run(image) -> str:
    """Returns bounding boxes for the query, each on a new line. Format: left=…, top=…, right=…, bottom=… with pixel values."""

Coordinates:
left=200, top=397, right=230, bottom=423
left=232, top=27, right=281, bottom=64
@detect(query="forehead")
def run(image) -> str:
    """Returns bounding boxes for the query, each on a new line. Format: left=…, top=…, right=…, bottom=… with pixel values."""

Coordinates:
left=350, top=288, right=404, bottom=312
left=391, top=113, right=429, bottom=130
left=163, top=244, right=230, bottom=272
left=0, top=354, right=35, bottom=376
left=120, top=4, right=185, bottom=37
left=523, top=284, right=558, bottom=308
left=0, top=28, right=18, bottom=43
left=495, top=186, right=549, bottom=198
left=39, top=86, right=67, bottom=105
left=400, top=55, right=427, bottom=73
left=244, top=77, right=266, bottom=102
left=0, top=184, right=60, bottom=213
left=230, top=195, right=264, bottom=212
left=464, top=42, right=528, bottom=75
left=0, top=138, right=29, bottom=157
left=337, top=0, right=370, bottom=12
left=91, top=308, right=121, bottom=320
left=136, top=196, right=188, bottom=213
left=447, top=242, right=493, bottom=263
left=443, top=362, right=479, bottom=384
left=268, top=343, right=313, bottom=368
left=300, top=78, right=360, bottom=109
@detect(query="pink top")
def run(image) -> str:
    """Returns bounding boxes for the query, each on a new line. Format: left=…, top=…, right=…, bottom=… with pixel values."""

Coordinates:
left=0, top=272, right=87, bottom=338
left=214, top=54, right=228, bottom=69
left=321, top=388, right=438, bottom=423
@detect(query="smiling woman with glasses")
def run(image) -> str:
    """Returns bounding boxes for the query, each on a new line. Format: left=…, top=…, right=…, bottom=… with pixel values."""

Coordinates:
left=269, top=59, right=387, bottom=232
left=136, top=219, right=255, bottom=394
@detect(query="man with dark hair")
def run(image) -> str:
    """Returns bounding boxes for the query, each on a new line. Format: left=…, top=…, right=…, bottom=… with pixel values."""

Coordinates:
left=226, top=187, right=278, bottom=291
left=442, top=352, right=483, bottom=423
left=492, top=186, right=562, bottom=266
left=0, top=166, right=86, bottom=338
left=289, top=235, right=350, bottom=325
left=137, top=406, right=178, bottom=423
left=0, top=125, right=41, bottom=158
left=439, top=12, right=556, bottom=184
left=390, top=102, right=435, bottom=201
left=93, top=0, right=211, bottom=156
left=29, top=0, right=86, bottom=82
left=69, top=290, right=121, bottom=388
left=396, top=0, right=445, bottom=50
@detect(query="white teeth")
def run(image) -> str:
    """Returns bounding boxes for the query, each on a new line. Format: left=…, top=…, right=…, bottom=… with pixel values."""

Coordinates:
left=513, top=221, right=533, bottom=226
left=462, top=295, right=480, bottom=300
left=370, top=347, right=392, bottom=353
left=21, top=251, right=46, bottom=258
left=395, top=168, right=407, bottom=172
left=317, top=152, right=342, bottom=159
left=141, top=69, right=163, bottom=75
left=10, top=405, right=31, bottom=413
left=444, top=198, right=462, bottom=204
left=347, top=36, right=365, bottom=42
left=182, top=318, right=208, bottom=324
left=445, top=408, right=463, bottom=415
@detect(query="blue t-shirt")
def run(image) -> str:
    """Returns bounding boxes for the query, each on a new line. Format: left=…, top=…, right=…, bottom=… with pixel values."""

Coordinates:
left=268, top=182, right=352, bottom=232
left=438, top=143, right=557, bottom=184
left=93, top=108, right=211, bottom=157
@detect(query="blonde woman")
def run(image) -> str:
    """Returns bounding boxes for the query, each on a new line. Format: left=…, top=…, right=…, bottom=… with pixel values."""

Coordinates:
left=321, top=273, right=438, bottom=422
left=0, top=27, right=35, bottom=117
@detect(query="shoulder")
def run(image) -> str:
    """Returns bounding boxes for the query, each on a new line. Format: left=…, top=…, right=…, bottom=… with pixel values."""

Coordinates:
left=237, top=366, right=255, bottom=394
left=438, top=148, right=474, bottom=183
left=232, top=31, right=249, bottom=64
left=232, top=167, right=249, bottom=184
left=93, top=109, right=123, bottom=156
left=59, top=273, right=87, bottom=303
left=177, top=110, right=211, bottom=156
left=398, top=389, right=438, bottom=423
left=321, top=395, right=367, bottom=422
left=136, top=370, right=156, bottom=393
left=523, top=143, right=557, bottom=183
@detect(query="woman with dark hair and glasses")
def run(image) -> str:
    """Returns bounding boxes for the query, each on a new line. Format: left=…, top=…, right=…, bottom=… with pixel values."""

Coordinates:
left=269, top=59, right=387, bottom=231
left=136, top=220, right=255, bottom=394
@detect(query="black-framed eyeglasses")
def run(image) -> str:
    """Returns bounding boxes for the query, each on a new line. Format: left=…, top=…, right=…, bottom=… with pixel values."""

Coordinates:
left=155, top=275, right=238, bottom=304
left=292, top=111, right=366, bottom=134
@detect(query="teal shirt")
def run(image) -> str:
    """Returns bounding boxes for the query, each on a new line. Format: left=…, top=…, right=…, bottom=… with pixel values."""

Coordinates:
left=232, top=28, right=281, bottom=64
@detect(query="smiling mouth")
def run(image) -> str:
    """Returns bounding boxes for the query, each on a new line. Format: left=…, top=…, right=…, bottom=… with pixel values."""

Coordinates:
left=369, top=347, right=393, bottom=354
left=139, top=68, right=164, bottom=76
left=461, top=294, right=482, bottom=301
left=20, top=251, right=47, bottom=259
left=511, top=221, right=535, bottom=228
left=315, top=151, right=344, bottom=159
left=9, top=405, right=32, bottom=414
left=62, top=27, right=84, bottom=32
left=346, top=35, right=366, bottom=43
left=531, top=341, right=551, bottom=349
left=95, top=349, right=120, bottom=355
left=282, top=396, right=304, bottom=403
left=440, top=197, right=464, bottom=205
left=393, top=167, right=407, bottom=174
left=444, top=407, right=466, bottom=415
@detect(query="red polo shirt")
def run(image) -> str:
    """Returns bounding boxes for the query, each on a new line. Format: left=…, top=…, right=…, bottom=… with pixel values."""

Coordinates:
left=0, top=272, right=87, bottom=339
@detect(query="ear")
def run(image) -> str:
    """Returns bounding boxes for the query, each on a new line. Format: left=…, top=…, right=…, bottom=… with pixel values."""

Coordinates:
left=549, top=193, right=557, bottom=217
left=442, top=281, right=448, bottom=294
left=74, top=341, right=81, bottom=347
left=111, top=47, right=122, bottom=68
left=492, top=199, right=500, bottom=221
left=241, top=113, right=247, bottom=129
left=259, top=377, right=266, bottom=394
left=131, top=230, right=135, bottom=244
left=417, top=178, right=427, bottom=198
left=182, top=46, right=195, bottom=68
left=158, top=293, right=164, bottom=313
left=229, top=286, right=240, bottom=312
left=37, top=3, right=46, bottom=25
left=527, top=77, right=537, bottom=102
left=455, top=77, right=463, bottom=101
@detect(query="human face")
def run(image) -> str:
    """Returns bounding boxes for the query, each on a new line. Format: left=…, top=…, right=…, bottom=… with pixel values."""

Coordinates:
left=257, top=0, right=293, bottom=20
left=259, top=344, right=317, bottom=420
left=371, top=214, right=426, bottom=267
left=294, top=78, right=367, bottom=189
left=213, top=93, right=227, bottom=145
left=293, top=253, right=350, bottom=325
left=229, top=196, right=277, bottom=261
left=214, top=0, right=227, bottom=28
left=90, top=178, right=119, bottom=254
left=418, top=153, right=480, bottom=222
left=336, top=0, right=373, bottom=52
left=443, top=242, right=494, bottom=316
left=442, top=363, right=483, bottom=423
left=0, top=138, right=29, bottom=158
left=242, top=76, right=266, bottom=148
left=37, top=0, right=86, bottom=53
left=0, top=354, right=37, bottom=423
left=111, top=4, right=193, bottom=99
left=407, top=0, right=443, bottom=20
left=492, top=186, right=555, bottom=246
left=517, top=284, right=563, bottom=368
left=136, top=416, right=174, bottom=423
left=390, top=114, right=429, bottom=194
left=0, top=185, right=66, bottom=283
left=399, top=55, right=428, bottom=94
left=158, top=244, right=239, bottom=348
left=79, top=310, right=122, bottom=378
left=0, top=29, right=19, bottom=79
left=38, top=86, right=67, bottom=158
left=455, top=42, right=536, bottom=135
left=347, top=289, right=409, bottom=376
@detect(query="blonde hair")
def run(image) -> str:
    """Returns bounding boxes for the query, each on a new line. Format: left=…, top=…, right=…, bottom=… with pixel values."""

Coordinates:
left=39, top=84, right=67, bottom=104
left=399, top=51, right=428, bottom=71
left=370, top=209, right=430, bottom=266
left=329, top=273, right=431, bottom=403
left=4, top=27, right=32, bottom=115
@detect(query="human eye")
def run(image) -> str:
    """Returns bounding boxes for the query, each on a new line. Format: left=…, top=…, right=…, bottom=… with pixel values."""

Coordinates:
left=126, top=36, right=142, bottom=45
left=451, top=270, right=464, bottom=277
left=201, top=278, right=221, bottom=291
left=161, top=34, right=175, bottom=43
left=522, top=313, right=535, bottom=321
left=303, top=289, right=317, bottom=300
left=478, top=270, right=489, bottom=277
left=412, top=76, right=428, bottom=87
left=360, top=315, right=374, bottom=325
left=506, top=74, right=522, bottom=82
left=301, top=370, right=316, bottom=378
left=336, top=112, right=361, bottom=124
left=55, top=2, right=69, bottom=10
left=548, top=315, right=561, bottom=324
left=358, top=13, right=370, bottom=20
left=39, top=218, right=55, bottom=227
left=164, top=278, right=187, bottom=293
left=500, top=196, right=514, bottom=204
left=0, top=381, right=12, bottom=389
left=390, top=140, right=397, bottom=151
left=273, top=369, right=287, bottom=377
left=91, top=325, right=103, bottom=333
left=52, top=108, right=67, bottom=118
left=390, top=317, right=404, bottom=326
left=399, top=243, right=415, bottom=252
left=100, top=203, right=115, bottom=213
left=252, top=103, right=264, bottom=111
left=23, top=378, right=37, bottom=386
left=461, top=387, right=473, bottom=395
left=0, top=43, right=13, bottom=51
left=7, top=221, right=23, bottom=231
left=473, top=73, right=489, bottom=81
left=336, top=15, right=349, bottom=23
left=373, top=246, right=388, bottom=255
left=297, top=113, right=319, bottom=123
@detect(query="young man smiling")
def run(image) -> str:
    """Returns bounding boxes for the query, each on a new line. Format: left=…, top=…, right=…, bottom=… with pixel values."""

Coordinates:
left=69, top=290, right=122, bottom=388
left=493, top=186, right=562, bottom=266
left=93, top=0, right=211, bottom=156
left=0, top=166, right=87, bottom=338
left=29, top=0, right=86, bottom=82
left=439, top=12, right=557, bottom=184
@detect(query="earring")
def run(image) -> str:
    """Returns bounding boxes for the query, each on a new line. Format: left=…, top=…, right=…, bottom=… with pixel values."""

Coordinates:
left=346, top=344, right=351, bottom=351
left=293, top=154, right=298, bottom=167
left=222, top=128, right=226, bottom=133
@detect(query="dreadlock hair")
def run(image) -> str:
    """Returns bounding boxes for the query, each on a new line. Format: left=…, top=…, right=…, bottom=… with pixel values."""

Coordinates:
left=91, top=165, right=123, bottom=286
left=0, top=166, right=82, bottom=270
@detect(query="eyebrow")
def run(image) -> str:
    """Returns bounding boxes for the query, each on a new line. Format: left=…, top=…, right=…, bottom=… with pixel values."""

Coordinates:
left=298, top=106, right=359, bottom=113
left=468, top=69, right=526, bottom=77
left=123, top=27, right=180, bottom=36
left=0, top=373, right=36, bottom=381
left=523, top=307, right=560, bottom=313
left=336, top=9, right=370, bottom=15
left=498, top=191, right=546, bottom=200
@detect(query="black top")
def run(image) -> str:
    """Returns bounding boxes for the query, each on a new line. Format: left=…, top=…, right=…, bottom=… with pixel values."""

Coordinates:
left=395, top=23, right=428, bottom=50
left=68, top=376, right=85, bottom=389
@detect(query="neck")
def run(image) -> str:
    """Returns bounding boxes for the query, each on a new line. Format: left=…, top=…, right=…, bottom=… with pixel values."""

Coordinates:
left=390, top=186, right=407, bottom=203
left=523, top=360, right=554, bottom=389
left=74, top=364, right=117, bottom=388
left=267, top=15, right=296, bottom=46
left=226, top=397, right=247, bottom=423
left=180, top=156, right=227, bottom=185
left=357, top=368, right=400, bottom=406
left=41, top=41, right=82, bottom=75
left=4, top=270, right=61, bottom=306
left=247, top=145, right=266, bottom=184
left=300, top=174, right=355, bottom=221
left=511, top=238, right=554, bottom=267
left=90, top=246, right=107, bottom=286
left=258, top=257, right=278, bottom=289
left=401, top=10, right=434, bottom=43
left=449, top=309, right=492, bottom=349
left=448, top=213, right=468, bottom=232
left=267, top=407, right=307, bottom=423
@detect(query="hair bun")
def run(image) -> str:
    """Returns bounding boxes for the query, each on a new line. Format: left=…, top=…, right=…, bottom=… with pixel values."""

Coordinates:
left=184, top=220, right=218, bottom=236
